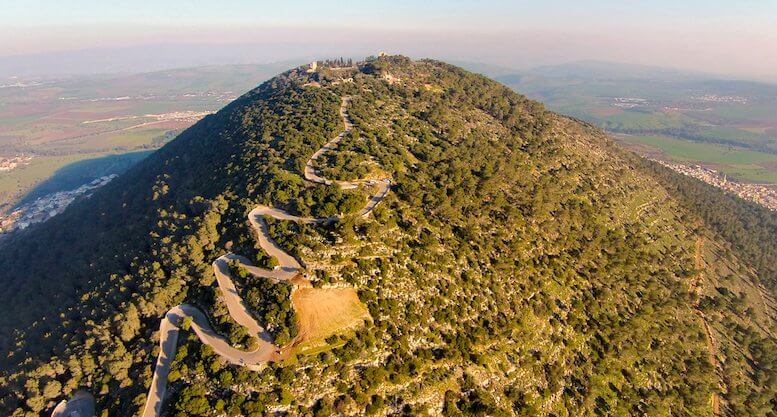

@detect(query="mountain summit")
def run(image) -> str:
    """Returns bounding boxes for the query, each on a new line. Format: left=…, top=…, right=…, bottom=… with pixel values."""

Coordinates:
left=1, top=56, right=775, bottom=417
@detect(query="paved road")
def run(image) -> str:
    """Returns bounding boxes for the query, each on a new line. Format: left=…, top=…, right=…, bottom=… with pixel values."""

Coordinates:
left=303, top=95, right=392, bottom=218
left=304, top=97, right=354, bottom=187
left=248, top=206, right=312, bottom=272
left=141, top=304, right=280, bottom=417
left=359, top=180, right=391, bottom=217
left=51, top=390, right=94, bottom=417
left=212, top=255, right=274, bottom=338
left=137, top=95, right=391, bottom=417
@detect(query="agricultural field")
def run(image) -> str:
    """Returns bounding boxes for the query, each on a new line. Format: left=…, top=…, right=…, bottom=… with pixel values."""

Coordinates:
left=495, top=62, right=777, bottom=184
left=0, top=62, right=295, bottom=212
left=616, top=134, right=777, bottom=183
left=4, top=59, right=774, bottom=215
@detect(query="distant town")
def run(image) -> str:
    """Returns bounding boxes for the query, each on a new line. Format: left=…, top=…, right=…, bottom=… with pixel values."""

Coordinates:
left=0, top=174, right=118, bottom=234
left=81, top=110, right=212, bottom=127
left=0, top=80, right=43, bottom=89
left=653, top=159, right=777, bottom=211
left=611, top=94, right=750, bottom=110
left=693, top=94, right=748, bottom=104
left=0, top=155, right=33, bottom=172
left=61, top=91, right=238, bottom=103
left=612, top=97, right=648, bottom=109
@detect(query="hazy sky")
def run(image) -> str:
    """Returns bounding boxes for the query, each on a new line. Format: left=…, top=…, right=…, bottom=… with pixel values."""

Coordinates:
left=2, top=0, right=776, bottom=78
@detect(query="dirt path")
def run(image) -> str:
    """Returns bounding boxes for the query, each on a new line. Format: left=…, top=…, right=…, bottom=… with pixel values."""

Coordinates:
left=692, top=238, right=723, bottom=417
left=135, top=96, right=390, bottom=417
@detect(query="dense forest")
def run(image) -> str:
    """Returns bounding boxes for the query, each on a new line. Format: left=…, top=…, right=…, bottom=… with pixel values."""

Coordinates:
left=228, top=260, right=298, bottom=345
left=639, top=158, right=777, bottom=289
left=0, top=56, right=774, bottom=416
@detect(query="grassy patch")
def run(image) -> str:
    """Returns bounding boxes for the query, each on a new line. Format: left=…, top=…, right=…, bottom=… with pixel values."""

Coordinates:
left=0, top=153, right=97, bottom=207
left=617, top=134, right=777, bottom=183
left=603, top=109, right=692, bottom=131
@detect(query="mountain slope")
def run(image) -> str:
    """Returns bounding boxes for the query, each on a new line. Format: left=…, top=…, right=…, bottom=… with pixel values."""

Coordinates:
left=0, top=56, right=774, bottom=417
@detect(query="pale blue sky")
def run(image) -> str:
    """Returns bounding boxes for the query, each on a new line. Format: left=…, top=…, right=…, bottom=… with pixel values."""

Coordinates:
left=3, top=1, right=774, bottom=29
left=1, top=1, right=776, bottom=78
left=0, top=0, right=777, bottom=25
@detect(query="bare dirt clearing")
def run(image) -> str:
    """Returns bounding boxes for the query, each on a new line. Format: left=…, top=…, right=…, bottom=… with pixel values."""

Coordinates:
left=137, top=94, right=388, bottom=417
left=293, top=287, right=371, bottom=349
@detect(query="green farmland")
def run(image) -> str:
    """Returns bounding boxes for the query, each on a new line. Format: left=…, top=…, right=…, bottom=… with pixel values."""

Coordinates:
left=616, top=134, right=777, bottom=183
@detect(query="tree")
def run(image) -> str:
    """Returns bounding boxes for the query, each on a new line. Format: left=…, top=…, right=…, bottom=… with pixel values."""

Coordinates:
left=118, top=303, right=141, bottom=342
left=42, top=380, right=61, bottom=399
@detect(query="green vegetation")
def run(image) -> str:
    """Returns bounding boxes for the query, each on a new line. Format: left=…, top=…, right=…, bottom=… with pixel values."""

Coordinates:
left=497, top=68, right=777, bottom=183
left=639, top=156, right=777, bottom=415
left=12, top=151, right=153, bottom=206
left=640, top=157, right=777, bottom=291
left=0, top=56, right=774, bottom=417
left=0, top=63, right=291, bottom=211
left=619, top=134, right=777, bottom=182
left=604, top=108, right=693, bottom=130
left=227, top=261, right=298, bottom=345
left=315, top=130, right=379, bottom=181
left=0, top=153, right=97, bottom=208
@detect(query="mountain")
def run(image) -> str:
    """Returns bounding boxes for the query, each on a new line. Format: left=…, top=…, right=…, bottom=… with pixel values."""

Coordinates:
left=492, top=62, right=777, bottom=185
left=489, top=61, right=699, bottom=90
left=524, top=60, right=711, bottom=82
left=0, top=56, right=775, bottom=417
left=0, top=44, right=312, bottom=78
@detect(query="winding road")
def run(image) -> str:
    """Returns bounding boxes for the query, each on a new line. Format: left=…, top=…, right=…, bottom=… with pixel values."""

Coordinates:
left=136, top=96, right=390, bottom=417
left=50, top=95, right=388, bottom=417
left=51, top=391, right=94, bottom=417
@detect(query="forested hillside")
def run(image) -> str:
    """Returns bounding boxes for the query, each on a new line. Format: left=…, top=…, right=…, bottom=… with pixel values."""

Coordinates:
left=0, top=56, right=774, bottom=417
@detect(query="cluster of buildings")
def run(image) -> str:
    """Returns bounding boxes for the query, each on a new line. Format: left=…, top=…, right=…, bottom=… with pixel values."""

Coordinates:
left=692, top=94, right=748, bottom=104
left=663, top=105, right=712, bottom=112
left=0, top=174, right=118, bottom=234
left=61, top=90, right=237, bottom=104
left=82, top=111, right=212, bottom=127
left=652, top=159, right=777, bottom=211
left=148, top=111, right=212, bottom=123
left=612, top=97, right=648, bottom=109
left=180, top=91, right=239, bottom=102
left=0, top=80, right=42, bottom=89
left=0, top=155, right=32, bottom=172
left=612, top=94, right=749, bottom=111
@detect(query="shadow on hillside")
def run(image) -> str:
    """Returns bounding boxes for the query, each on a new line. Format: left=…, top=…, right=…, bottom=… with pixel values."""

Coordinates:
left=15, top=150, right=154, bottom=208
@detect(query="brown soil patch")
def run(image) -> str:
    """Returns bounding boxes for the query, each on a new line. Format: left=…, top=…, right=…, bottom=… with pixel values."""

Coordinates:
left=290, top=274, right=312, bottom=288
left=292, top=287, right=370, bottom=346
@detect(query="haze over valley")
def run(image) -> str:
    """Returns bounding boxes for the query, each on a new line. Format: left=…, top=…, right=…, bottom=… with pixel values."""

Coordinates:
left=0, top=2, right=775, bottom=417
